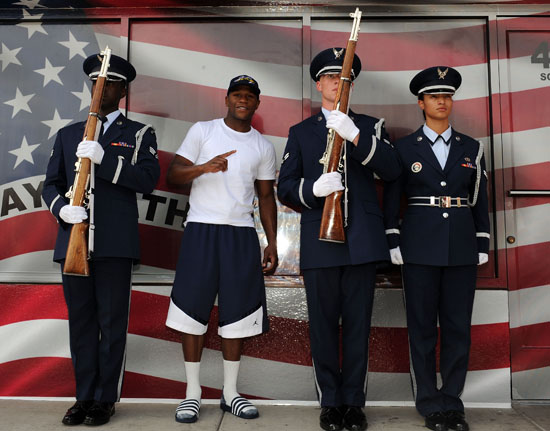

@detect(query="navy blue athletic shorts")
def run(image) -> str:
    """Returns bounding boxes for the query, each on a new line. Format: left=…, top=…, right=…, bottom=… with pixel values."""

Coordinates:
left=166, top=222, right=269, bottom=338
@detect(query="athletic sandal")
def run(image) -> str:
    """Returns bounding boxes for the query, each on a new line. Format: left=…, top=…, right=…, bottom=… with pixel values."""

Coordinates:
left=220, top=394, right=259, bottom=419
left=175, top=399, right=200, bottom=423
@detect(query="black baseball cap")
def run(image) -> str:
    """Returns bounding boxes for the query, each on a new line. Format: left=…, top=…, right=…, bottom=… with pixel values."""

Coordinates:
left=227, top=75, right=261, bottom=96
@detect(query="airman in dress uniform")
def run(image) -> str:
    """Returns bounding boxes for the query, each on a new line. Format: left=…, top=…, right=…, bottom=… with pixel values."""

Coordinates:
left=383, top=66, right=490, bottom=431
left=277, top=48, right=401, bottom=431
left=42, top=53, right=160, bottom=426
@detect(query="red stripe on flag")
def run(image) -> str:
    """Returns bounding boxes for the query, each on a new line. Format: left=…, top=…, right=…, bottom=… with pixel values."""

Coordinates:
left=0, top=284, right=66, bottom=326
left=154, top=150, right=191, bottom=195
left=511, top=322, right=550, bottom=372
left=0, top=357, right=75, bottom=397
left=138, top=224, right=183, bottom=270
left=507, top=241, right=550, bottom=292
left=469, top=322, right=511, bottom=370
left=500, top=87, right=550, bottom=134
left=0, top=211, right=58, bottom=260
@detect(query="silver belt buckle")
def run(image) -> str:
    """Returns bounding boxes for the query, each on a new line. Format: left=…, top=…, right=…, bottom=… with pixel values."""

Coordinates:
left=440, top=196, right=451, bottom=208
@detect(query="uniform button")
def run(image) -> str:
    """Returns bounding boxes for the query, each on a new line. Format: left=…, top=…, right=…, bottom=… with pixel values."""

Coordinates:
left=442, top=212, right=449, bottom=218
left=440, top=181, right=447, bottom=187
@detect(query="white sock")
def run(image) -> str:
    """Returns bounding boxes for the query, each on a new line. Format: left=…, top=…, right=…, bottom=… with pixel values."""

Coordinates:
left=223, top=360, right=255, bottom=413
left=223, top=359, right=240, bottom=404
left=175, top=361, right=202, bottom=420
left=184, top=361, right=202, bottom=400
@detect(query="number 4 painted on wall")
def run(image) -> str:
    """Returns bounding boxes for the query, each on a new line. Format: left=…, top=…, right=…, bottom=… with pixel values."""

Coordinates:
left=531, top=41, right=550, bottom=69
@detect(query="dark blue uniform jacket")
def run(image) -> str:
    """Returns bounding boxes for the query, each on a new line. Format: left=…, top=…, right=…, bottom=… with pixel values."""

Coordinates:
left=383, top=127, right=490, bottom=266
left=277, top=111, right=401, bottom=270
left=42, top=113, right=160, bottom=262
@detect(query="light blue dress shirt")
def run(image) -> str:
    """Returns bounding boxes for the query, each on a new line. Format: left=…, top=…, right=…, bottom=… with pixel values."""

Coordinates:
left=423, top=124, right=452, bottom=170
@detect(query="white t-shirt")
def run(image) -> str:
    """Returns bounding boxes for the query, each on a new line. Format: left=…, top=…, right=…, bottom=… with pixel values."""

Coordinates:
left=177, top=118, right=276, bottom=227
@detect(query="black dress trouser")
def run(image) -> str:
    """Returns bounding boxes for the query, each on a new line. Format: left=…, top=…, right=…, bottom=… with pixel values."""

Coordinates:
left=402, top=263, right=477, bottom=416
left=303, top=263, right=376, bottom=408
left=61, top=257, right=133, bottom=403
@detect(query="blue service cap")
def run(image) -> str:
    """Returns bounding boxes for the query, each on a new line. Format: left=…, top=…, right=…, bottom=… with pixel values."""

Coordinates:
left=227, top=75, right=261, bottom=96
left=409, top=66, right=462, bottom=96
left=83, top=53, right=136, bottom=83
left=309, top=47, right=362, bottom=82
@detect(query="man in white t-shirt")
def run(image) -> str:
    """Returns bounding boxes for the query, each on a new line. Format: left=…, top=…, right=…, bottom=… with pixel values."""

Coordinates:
left=165, top=75, right=278, bottom=423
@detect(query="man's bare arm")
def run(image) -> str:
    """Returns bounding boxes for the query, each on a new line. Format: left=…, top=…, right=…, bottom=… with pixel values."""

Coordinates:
left=166, top=150, right=236, bottom=186
left=256, top=179, right=278, bottom=275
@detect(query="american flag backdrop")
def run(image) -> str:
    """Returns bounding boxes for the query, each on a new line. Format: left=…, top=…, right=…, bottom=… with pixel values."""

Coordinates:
left=0, top=0, right=549, bottom=403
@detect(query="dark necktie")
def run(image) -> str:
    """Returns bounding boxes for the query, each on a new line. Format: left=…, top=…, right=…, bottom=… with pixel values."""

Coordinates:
left=98, top=116, right=107, bottom=138
left=431, top=135, right=450, bottom=146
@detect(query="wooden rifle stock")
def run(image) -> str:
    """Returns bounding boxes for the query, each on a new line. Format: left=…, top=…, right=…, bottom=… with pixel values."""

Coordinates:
left=319, top=9, right=362, bottom=243
left=63, top=48, right=111, bottom=276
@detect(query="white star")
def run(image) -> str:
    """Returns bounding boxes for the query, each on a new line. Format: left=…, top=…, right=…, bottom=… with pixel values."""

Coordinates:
left=34, top=58, right=65, bottom=87
left=16, top=10, right=47, bottom=38
left=71, top=82, right=91, bottom=111
left=0, top=43, right=22, bottom=71
left=9, top=136, right=41, bottom=169
left=4, top=88, right=35, bottom=118
left=13, top=0, right=46, bottom=8
left=58, top=30, right=89, bottom=60
left=42, top=109, right=73, bottom=139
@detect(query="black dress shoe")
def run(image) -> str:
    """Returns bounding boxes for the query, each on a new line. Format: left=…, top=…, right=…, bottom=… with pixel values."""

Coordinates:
left=320, top=406, right=344, bottom=431
left=425, top=411, right=448, bottom=431
left=445, top=410, right=469, bottom=431
left=62, top=400, right=94, bottom=425
left=83, top=402, right=115, bottom=426
left=342, top=406, right=368, bottom=431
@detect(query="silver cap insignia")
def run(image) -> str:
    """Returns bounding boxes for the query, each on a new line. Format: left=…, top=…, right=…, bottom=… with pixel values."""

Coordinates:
left=437, top=67, right=449, bottom=80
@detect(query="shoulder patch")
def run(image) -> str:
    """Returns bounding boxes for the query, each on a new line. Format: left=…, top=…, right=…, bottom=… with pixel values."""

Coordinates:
left=282, top=152, right=290, bottom=164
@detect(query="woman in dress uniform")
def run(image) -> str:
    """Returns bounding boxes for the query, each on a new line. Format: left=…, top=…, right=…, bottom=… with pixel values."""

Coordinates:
left=383, top=66, right=490, bottom=431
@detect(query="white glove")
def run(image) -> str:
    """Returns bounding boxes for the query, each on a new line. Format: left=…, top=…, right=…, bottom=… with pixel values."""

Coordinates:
left=326, top=110, right=360, bottom=142
left=76, top=140, right=104, bottom=164
left=59, top=205, right=88, bottom=224
left=390, top=247, right=404, bottom=265
left=313, top=172, right=344, bottom=197
left=478, top=252, right=489, bottom=266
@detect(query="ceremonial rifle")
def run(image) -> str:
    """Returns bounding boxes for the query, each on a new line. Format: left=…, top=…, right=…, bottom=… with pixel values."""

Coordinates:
left=318, top=9, right=362, bottom=243
left=63, top=47, right=111, bottom=276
